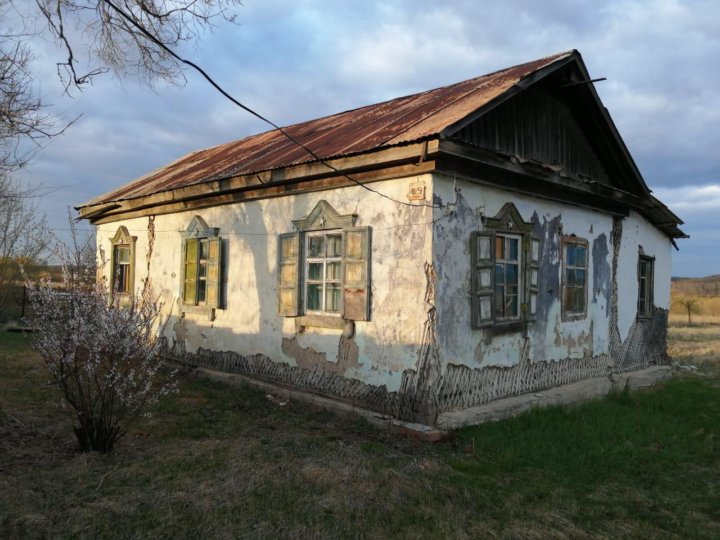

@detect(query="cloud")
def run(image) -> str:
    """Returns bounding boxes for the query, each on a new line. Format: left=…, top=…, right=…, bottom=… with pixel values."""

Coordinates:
left=10, top=0, right=720, bottom=277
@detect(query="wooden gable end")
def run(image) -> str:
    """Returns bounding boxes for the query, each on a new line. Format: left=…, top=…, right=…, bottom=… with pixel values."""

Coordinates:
left=452, top=83, right=611, bottom=186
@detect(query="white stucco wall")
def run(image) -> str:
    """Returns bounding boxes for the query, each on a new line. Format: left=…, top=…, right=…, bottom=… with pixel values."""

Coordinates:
left=96, top=175, right=434, bottom=392
left=616, top=210, right=673, bottom=341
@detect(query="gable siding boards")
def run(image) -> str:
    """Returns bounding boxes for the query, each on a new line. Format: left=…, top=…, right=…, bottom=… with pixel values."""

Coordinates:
left=453, top=85, right=611, bottom=185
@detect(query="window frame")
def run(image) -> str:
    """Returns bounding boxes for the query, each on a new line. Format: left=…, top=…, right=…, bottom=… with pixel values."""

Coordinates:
left=637, top=252, right=655, bottom=318
left=303, top=229, right=344, bottom=316
left=110, top=226, right=136, bottom=297
left=180, top=216, right=223, bottom=320
left=471, top=203, right=540, bottom=330
left=494, top=232, right=523, bottom=322
left=561, top=236, right=589, bottom=321
left=278, top=200, right=371, bottom=327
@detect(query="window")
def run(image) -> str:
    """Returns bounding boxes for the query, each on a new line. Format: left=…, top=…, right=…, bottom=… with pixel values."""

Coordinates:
left=110, top=226, right=136, bottom=295
left=637, top=253, right=654, bottom=317
left=278, top=200, right=371, bottom=322
left=305, top=231, right=343, bottom=314
left=562, top=237, right=588, bottom=319
left=495, top=234, right=522, bottom=319
left=471, top=203, right=540, bottom=328
left=181, top=216, right=222, bottom=316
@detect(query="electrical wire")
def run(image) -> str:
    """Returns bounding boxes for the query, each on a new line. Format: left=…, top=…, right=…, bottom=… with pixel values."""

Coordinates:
left=100, top=0, right=446, bottom=210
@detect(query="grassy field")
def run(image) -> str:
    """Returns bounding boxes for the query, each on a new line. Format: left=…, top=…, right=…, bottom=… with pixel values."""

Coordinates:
left=2, top=331, right=720, bottom=538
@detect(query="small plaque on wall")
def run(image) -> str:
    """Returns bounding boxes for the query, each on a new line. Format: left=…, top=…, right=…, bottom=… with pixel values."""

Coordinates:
left=408, top=182, right=426, bottom=201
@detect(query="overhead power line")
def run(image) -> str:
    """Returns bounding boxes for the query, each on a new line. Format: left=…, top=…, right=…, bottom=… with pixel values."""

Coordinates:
left=100, top=0, right=445, bottom=210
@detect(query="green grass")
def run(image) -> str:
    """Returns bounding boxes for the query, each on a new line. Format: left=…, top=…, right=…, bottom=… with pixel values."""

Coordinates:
left=1, top=332, right=720, bottom=538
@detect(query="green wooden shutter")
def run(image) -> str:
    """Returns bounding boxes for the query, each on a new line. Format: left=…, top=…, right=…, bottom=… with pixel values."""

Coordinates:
left=278, top=232, right=300, bottom=316
left=525, top=236, right=541, bottom=321
left=470, top=231, right=495, bottom=328
left=183, top=238, right=199, bottom=305
left=206, top=237, right=222, bottom=309
left=342, top=227, right=371, bottom=321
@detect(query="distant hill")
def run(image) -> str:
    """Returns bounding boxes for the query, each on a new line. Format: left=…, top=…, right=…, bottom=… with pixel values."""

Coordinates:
left=672, top=275, right=720, bottom=296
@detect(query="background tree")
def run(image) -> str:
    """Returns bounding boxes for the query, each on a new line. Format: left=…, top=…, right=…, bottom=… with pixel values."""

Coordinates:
left=676, top=296, right=701, bottom=327
left=0, top=173, right=49, bottom=319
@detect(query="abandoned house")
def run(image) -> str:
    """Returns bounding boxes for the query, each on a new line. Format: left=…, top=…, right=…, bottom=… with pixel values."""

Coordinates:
left=78, top=50, right=686, bottom=428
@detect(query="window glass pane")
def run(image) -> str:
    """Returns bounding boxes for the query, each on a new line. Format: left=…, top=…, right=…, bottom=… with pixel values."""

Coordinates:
left=576, top=269, right=586, bottom=286
left=199, top=239, right=209, bottom=259
left=116, top=246, right=130, bottom=263
left=307, top=284, right=322, bottom=310
left=506, top=294, right=518, bottom=317
left=494, top=288, right=504, bottom=316
left=566, top=245, right=575, bottom=266
left=308, top=262, right=322, bottom=281
left=325, top=285, right=341, bottom=312
left=308, top=236, right=324, bottom=257
left=563, top=287, right=573, bottom=312
left=326, top=261, right=341, bottom=281
left=567, top=268, right=576, bottom=286
left=505, top=263, right=519, bottom=285
left=507, top=238, right=519, bottom=261
left=326, top=234, right=342, bottom=257
left=197, top=281, right=207, bottom=303
left=198, top=262, right=207, bottom=278
left=576, top=246, right=586, bottom=265
left=575, top=288, right=585, bottom=312
left=495, top=264, right=505, bottom=285
left=495, top=236, right=504, bottom=259
left=116, top=265, right=128, bottom=293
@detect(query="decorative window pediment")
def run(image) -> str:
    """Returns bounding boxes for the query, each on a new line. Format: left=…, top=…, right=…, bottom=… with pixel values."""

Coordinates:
left=482, top=202, right=534, bottom=234
left=183, top=215, right=219, bottom=238
left=292, top=200, right=358, bottom=231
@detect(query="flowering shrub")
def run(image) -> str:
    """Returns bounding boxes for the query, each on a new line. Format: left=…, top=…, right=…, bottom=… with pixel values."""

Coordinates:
left=25, top=241, right=175, bottom=452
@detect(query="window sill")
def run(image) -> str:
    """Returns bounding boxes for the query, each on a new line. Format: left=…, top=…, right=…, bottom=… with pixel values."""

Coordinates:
left=561, top=312, right=587, bottom=322
left=180, top=304, right=216, bottom=321
left=295, top=315, right=345, bottom=331
left=488, top=320, right=524, bottom=335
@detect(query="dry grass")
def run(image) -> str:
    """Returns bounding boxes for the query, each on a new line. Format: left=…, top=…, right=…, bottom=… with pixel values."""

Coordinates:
left=2, top=331, right=720, bottom=538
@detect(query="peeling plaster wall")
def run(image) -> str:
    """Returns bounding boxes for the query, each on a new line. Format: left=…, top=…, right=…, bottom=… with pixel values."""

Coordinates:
left=95, top=171, right=673, bottom=424
left=96, top=176, right=434, bottom=395
left=432, top=175, right=614, bottom=368
left=427, top=174, right=672, bottom=416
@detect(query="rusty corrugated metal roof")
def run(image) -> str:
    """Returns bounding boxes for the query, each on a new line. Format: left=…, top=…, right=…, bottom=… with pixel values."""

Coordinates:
left=81, top=51, right=575, bottom=208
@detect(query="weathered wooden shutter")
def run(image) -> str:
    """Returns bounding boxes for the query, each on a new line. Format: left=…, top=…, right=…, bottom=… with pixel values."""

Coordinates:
left=525, top=236, right=541, bottom=321
left=278, top=232, right=300, bottom=316
left=183, top=238, right=199, bottom=304
left=470, top=231, right=495, bottom=328
left=342, top=227, right=371, bottom=321
left=206, top=237, right=222, bottom=309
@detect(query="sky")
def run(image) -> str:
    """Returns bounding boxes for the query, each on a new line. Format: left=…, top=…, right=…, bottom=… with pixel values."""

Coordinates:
left=11, top=0, right=720, bottom=277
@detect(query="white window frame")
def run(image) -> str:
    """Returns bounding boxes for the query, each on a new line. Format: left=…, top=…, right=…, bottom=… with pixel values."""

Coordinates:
left=303, top=230, right=343, bottom=316
left=495, top=233, right=523, bottom=321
